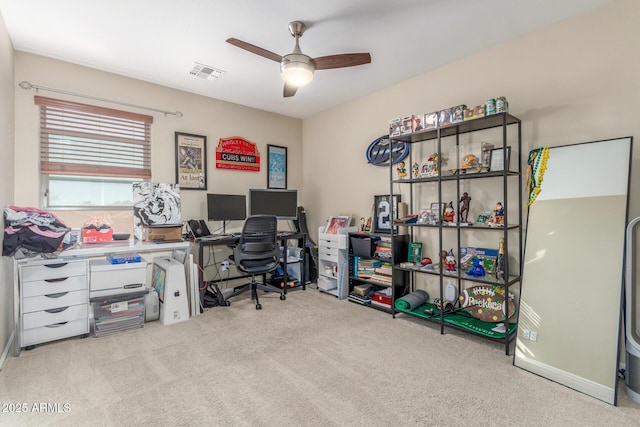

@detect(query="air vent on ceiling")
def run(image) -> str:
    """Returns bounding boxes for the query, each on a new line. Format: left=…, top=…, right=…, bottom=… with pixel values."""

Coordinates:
left=187, top=62, right=225, bottom=80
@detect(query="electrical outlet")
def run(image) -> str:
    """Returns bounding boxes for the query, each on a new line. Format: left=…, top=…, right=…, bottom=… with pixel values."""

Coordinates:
left=522, top=329, right=530, bottom=340
left=529, top=331, right=538, bottom=342
left=221, top=260, right=230, bottom=271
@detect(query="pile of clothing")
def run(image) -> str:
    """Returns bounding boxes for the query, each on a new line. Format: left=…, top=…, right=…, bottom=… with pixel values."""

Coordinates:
left=3, top=206, right=75, bottom=258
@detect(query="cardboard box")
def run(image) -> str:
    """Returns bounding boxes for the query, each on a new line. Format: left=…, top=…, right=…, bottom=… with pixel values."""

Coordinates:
left=142, top=225, right=182, bottom=242
left=424, top=111, right=439, bottom=130
left=451, top=104, right=467, bottom=123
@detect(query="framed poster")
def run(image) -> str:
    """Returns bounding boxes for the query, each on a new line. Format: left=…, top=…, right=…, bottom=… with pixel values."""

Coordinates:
left=267, top=144, right=287, bottom=189
left=489, top=146, right=510, bottom=172
left=175, top=132, right=207, bottom=190
left=373, top=194, right=401, bottom=234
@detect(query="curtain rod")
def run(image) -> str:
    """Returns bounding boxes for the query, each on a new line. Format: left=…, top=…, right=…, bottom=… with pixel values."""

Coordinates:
left=18, top=81, right=183, bottom=118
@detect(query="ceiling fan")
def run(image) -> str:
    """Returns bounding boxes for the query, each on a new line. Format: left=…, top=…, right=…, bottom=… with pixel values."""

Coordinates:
left=226, top=21, right=371, bottom=98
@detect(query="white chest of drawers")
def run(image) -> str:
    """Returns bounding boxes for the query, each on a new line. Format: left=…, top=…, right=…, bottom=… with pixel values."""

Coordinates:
left=316, top=226, right=357, bottom=300
left=19, top=258, right=90, bottom=349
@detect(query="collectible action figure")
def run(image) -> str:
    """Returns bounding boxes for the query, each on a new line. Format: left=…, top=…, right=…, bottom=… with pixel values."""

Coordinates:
left=397, top=161, right=407, bottom=179
left=412, top=162, right=420, bottom=178
left=488, top=202, right=505, bottom=226
left=444, top=202, right=455, bottom=223
left=445, top=249, right=457, bottom=272
left=459, top=192, right=471, bottom=223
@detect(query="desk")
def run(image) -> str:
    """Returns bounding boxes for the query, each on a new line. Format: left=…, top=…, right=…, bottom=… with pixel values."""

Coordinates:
left=196, top=232, right=307, bottom=309
left=12, top=240, right=191, bottom=357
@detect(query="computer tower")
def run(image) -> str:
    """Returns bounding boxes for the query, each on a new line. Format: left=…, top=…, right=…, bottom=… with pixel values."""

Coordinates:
left=152, top=256, right=189, bottom=325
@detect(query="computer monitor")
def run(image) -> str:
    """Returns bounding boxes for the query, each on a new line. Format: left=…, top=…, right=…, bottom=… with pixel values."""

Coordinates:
left=207, top=194, right=247, bottom=222
left=248, top=189, right=298, bottom=220
left=151, top=262, right=166, bottom=303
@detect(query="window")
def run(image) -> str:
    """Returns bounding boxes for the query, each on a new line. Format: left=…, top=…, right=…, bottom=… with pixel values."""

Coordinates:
left=36, top=96, right=153, bottom=208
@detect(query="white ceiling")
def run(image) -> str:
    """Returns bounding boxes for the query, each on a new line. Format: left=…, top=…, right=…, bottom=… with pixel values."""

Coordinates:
left=0, top=0, right=610, bottom=119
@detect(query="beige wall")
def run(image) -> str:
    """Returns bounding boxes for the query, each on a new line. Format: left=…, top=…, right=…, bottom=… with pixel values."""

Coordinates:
left=0, top=10, right=15, bottom=364
left=13, top=53, right=303, bottom=234
left=302, top=0, right=640, bottom=238
left=2, top=0, right=640, bottom=362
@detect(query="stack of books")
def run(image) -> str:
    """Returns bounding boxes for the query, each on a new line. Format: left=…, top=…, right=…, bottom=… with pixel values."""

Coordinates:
left=369, top=262, right=393, bottom=286
left=374, top=235, right=393, bottom=259
left=353, top=256, right=382, bottom=279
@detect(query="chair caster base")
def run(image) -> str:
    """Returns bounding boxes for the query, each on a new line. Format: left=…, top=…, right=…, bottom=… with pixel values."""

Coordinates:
left=280, top=294, right=286, bottom=300
left=256, top=303, right=262, bottom=310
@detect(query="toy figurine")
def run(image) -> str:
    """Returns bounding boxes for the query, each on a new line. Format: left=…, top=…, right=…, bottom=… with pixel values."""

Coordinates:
left=397, top=161, right=407, bottom=179
left=465, top=258, right=486, bottom=277
left=360, top=217, right=365, bottom=232
left=445, top=249, right=457, bottom=272
left=412, top=162, right=420, bottom=178
left=444, top=202, right=455, bottom=223
left=488, top=202, right=505, bottom=226
left=439, top=249, right=448, bottom=270
left=459, top=192, right=471, bottom=223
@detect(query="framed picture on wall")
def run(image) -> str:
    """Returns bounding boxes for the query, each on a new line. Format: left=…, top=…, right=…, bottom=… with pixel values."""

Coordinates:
left=267, top=144, right=287, bottom=189
left=175, top=132, right=207, bottom=190
left=373, top=194, right=401, bottom=234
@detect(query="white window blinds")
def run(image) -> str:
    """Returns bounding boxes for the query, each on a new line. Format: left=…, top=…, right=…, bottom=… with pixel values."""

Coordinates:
left=36, top=96, right=153, bottom=179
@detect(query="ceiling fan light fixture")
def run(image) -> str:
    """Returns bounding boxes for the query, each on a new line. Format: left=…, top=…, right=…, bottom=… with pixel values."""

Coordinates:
left=281, top=56, right=314, bottom=87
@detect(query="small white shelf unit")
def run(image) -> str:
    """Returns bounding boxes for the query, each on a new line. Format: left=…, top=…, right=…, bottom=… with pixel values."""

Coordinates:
left=317, top=226, right=358, bottom=299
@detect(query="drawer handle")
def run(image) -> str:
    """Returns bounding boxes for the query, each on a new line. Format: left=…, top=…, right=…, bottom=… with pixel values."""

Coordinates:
left=124, top=283, right=143, bottom=289
left=44, top=263, right=69, bottom=269
left=45, top=306, right=69, bottom=314
left=45, top=322, right=68, bottom=328
left=44, top=292, right=69, bottom=299
left=44, top=277, right=69, bottom=283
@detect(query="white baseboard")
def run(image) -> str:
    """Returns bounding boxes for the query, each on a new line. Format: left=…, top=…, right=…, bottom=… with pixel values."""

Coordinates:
left=515, top=353, right=615, bottom=404
left=0, top=330, right=15, bottom=371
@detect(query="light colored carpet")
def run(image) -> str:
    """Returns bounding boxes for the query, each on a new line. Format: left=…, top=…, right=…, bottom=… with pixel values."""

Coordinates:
left=1, top=287, right=639, bottom=426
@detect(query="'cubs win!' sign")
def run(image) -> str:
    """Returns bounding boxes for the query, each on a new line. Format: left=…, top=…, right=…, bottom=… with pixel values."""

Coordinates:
left=366, top=135, right=409, bottom=166
left=216, top=136, right=260, bottom=171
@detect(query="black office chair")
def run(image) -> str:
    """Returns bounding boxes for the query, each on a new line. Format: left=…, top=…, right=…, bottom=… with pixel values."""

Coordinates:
left=226, top=215, right=285, bottom=310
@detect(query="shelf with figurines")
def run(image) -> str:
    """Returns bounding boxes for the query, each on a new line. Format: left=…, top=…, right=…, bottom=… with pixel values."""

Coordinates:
left=396, top=243, right=520, bottom=287
left=394, top=145, right=516, bottom=185
left=393, top=195, right=516, bottom=231
left=387, top=106, right=522, bottom=354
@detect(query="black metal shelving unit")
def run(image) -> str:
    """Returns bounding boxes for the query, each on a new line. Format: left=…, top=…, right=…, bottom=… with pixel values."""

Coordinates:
left=388, top=112, right=523, bottom=355
left=347, top=232, right=409, bottom=314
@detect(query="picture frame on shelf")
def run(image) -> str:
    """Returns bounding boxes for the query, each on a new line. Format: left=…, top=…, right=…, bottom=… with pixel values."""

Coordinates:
left=325, top=215, right=351, bottom=234
left=373, top=194, right=401, bottom=234
left=489, top=146, right=511, bottom=172
left=175, top=132, right=207, bottom=190
left=267, top=144, right=287, bottom=189
left=481, top=142, right=494, bottom=168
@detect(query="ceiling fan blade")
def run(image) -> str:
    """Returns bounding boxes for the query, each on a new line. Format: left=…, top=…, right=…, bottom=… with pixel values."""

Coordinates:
left=283, top=83, right=298, bottom=98
left=313, top=53, right=371, bottom=70
left=226, top=38, right=283, bottom=63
